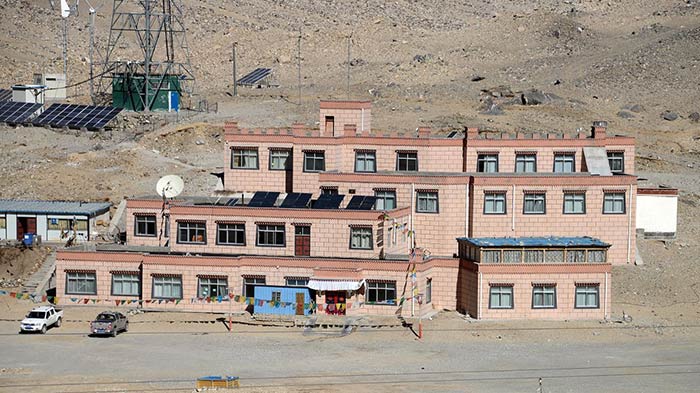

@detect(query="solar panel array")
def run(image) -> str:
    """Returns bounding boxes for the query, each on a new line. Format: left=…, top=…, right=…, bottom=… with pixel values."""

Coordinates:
left=0, top=89, right=12, bottom=102
left=0, top=101, right=43, bottom=124
left=280, top=193, right=312, bottom=208
left=237, top=68, right=272, bottom=86
left=225, top=198, right=239, bottom=206
left=32, top=103, right=122, bottom=130
left=248, top=191, right=280, bottom=207
left=345, top=195, right=376, bottom=210
left=313, top=194, right=345, bottom=209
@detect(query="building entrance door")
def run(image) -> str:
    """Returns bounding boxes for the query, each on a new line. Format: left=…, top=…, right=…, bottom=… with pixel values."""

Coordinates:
left=295, top=292, right=305, bottom=315
left=295, top=226, right=310, bottom=256
left=16, top=217, right=36, bottom=240
left=325, top=291, right=346, bottom=315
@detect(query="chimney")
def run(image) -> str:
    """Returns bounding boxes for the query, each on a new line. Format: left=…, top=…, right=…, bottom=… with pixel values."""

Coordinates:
left=417, top=126, right=431, bottom=138
left=465, top=126, right=479, bottom=139
left=292, top=122, right=305, bottom=136
left=224, top=121, right=239, bottom=134
left=592, top=120, right=607, bottom=139
left=344, top=123, right=357, bottom=137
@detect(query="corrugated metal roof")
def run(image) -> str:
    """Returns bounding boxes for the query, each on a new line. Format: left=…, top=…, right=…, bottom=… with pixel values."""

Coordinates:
left=0, top=199, right=111, bottom=216
left=456, top=236, right=609, bottom=248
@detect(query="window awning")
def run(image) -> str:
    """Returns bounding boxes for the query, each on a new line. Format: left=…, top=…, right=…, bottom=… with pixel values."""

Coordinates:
left=307, top=279, right=365, bottom=291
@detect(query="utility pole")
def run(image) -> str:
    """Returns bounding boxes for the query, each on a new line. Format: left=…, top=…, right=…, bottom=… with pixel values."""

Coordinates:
left=62, top=17, right=68, bottom=78
left=346, top=33, right=352, bottom=99
left=88, top=8, right=96, bottom=103
left=144, top=0, right=151, bottom=111
left=232, top=42, right=238, bottom=96
left=297, top=26, right=302, bottom=106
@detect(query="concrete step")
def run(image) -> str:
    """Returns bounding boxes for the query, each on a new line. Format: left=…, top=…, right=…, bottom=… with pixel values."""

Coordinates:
left=21, top=249, right=56, bottom=298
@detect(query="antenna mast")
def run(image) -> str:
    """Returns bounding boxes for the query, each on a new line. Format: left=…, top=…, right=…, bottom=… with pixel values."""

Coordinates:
left=95, top=0, right=195, bottom=111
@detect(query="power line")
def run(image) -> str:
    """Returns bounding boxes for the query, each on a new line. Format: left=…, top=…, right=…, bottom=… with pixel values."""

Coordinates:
left=3, top=364, right=698, bottom=393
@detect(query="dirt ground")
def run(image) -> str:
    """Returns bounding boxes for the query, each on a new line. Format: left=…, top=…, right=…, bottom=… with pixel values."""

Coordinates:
left=0, top=0, right=699, bottom=355
left=0, top=246, right=51, bottom=288
left=0, top=296, right=699, bottom=392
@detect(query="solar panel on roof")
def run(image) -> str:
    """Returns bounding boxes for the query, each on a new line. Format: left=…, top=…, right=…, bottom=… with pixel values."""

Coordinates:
left=0, top=101, right=43, bottom=124
left=225, top=198, right=239, bottom=206
left=237, top=68, right=272, bottom=86
left=0, top=89, right=12, bottom=102
left=248, top=191, right=279, bottom=207
left=32, top=103, right=122, bottom=130
left=313, top=194, right=344, bottom=209
left=346, top=195, right=376, bottom=210
left=447, top=131, right=458, bottom=138
left=280, top=193, right=312, bottom=208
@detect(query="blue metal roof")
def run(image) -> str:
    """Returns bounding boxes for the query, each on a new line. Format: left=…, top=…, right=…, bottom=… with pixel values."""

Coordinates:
left=457, top=236, right=610, bottom=248
left=0, top=199, right=111, bottom=217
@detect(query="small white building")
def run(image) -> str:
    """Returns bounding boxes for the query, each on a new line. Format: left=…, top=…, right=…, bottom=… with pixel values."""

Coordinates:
left=12, top=84, right=46, bottom=104
left=0, top=200, right=111, bottom=243
left=33, top=73, right=66, bottom=100
left=636, top=187, right=678, bottom=239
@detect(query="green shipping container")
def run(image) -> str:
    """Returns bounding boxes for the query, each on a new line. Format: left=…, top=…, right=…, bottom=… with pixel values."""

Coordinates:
left=112, top=74, right=181, bottom=111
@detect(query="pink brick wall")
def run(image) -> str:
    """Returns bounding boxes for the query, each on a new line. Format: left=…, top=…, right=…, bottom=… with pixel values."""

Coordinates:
left=472, top=271, right=611, bottom=320
left=470, top=183, right=636, bottom=265
left=55, top=251, right=459, bottom=316
left=125, top=206, right=168, bottom=247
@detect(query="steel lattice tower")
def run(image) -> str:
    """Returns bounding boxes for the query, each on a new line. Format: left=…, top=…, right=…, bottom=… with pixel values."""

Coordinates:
left=94, top=0, right=195, bottom=111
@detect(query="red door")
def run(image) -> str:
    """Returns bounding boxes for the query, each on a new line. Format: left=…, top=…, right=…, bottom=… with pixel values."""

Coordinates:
left=295, top=226, right=310, bottom=256
left=325, top=291, right=346, bottom=315
left=16, top=217, right=37, bottom=240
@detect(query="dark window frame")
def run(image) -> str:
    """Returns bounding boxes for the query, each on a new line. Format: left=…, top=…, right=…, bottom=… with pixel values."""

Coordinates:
left=111, top=273, right=140, bottom=297
left=515, top=154, right=537, bottom=173
left=354, top=151, right=377, bottom=173
left=563, top=193, right=586, bottom=214
left=231, top=147, right=259, bottom=170
left=256, top=224, right=286, bottom=247
left=269, top=149, right=291, bottom=171
left=197, top=277, right=229, bottom=299
left=523, top=193, right=546, bottom=215
left=396, top=152, right=419, bottom=171
left=532, top=285, right=557, bottom=309
left=416, top=191, right=439, bottom=213
left=484, top=192, right=507, bottom=215
left=607, top=151, right=625, bottom=173
left=65, top=271, right=97, bottom=295
left=303, top=151, right=326, bottom=172
left=349, top=226, right=373, bottom=250
left=134, top=215, right=157, bottom=237
left=553, top=153, right=576, bottom=173
left=477, top=154, right=499, bottom=173
left=216, top=223, right=246, bottom=246
left=489, top=285, right=514, bottom=309
left=574, top=284, right=600, bottom=309
left=366, top=281, right=397, bottom=305
left=603, top=192, right=626, bottom=214
left=151, top=276, right=183, bottom=300
left=374, top=190, right=397, bottom=211
left=425, top=278, right=432, bottom=304
left=176, top=221, right=207, bottom=245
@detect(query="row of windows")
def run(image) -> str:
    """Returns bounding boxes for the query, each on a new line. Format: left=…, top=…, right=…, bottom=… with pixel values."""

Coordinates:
left=65, top=273, right=432, bottom=306
left=477, top=152, right=625, bottom=174
left=480, top=249, right=606, bottom=264
left=67, top=272, right=308, bottom=298
left=489, top=284, right=600, bottom=309
left=484, top=192, right=626, bottom=214
left=135, top=219, right=375, bottom=250
left=231, top=149, right=420, bottom=173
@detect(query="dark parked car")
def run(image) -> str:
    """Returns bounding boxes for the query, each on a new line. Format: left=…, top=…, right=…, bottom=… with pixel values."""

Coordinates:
left=90, top=311, right=128, bottom=337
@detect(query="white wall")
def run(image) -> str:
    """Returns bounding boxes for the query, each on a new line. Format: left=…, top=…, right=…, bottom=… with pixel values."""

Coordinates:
left=636, top=195, right=678, bottom=235
left=6, top=215, right=17, bottom=240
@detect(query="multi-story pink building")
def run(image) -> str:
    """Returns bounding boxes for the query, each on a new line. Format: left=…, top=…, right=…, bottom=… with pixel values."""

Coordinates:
left=56, top=100, right=646, bottom=320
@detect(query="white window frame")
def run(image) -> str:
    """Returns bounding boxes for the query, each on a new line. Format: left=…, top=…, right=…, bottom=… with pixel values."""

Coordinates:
left=256, top=224, right=285, bottom=247
left=111, top=273, right=139, bottom=296
left=575, top=285, right=600, bottom=308
left=366, top=281, right=396, bottom=305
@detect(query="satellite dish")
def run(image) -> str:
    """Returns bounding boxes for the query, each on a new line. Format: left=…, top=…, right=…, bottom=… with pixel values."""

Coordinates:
left=156, top=175, right=184, bottom=199
left=60, top=0, right=71, bottom=18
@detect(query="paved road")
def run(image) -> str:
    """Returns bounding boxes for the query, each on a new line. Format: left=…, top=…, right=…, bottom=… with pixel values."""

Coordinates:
left=0, top=322, right=698, bottom=392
